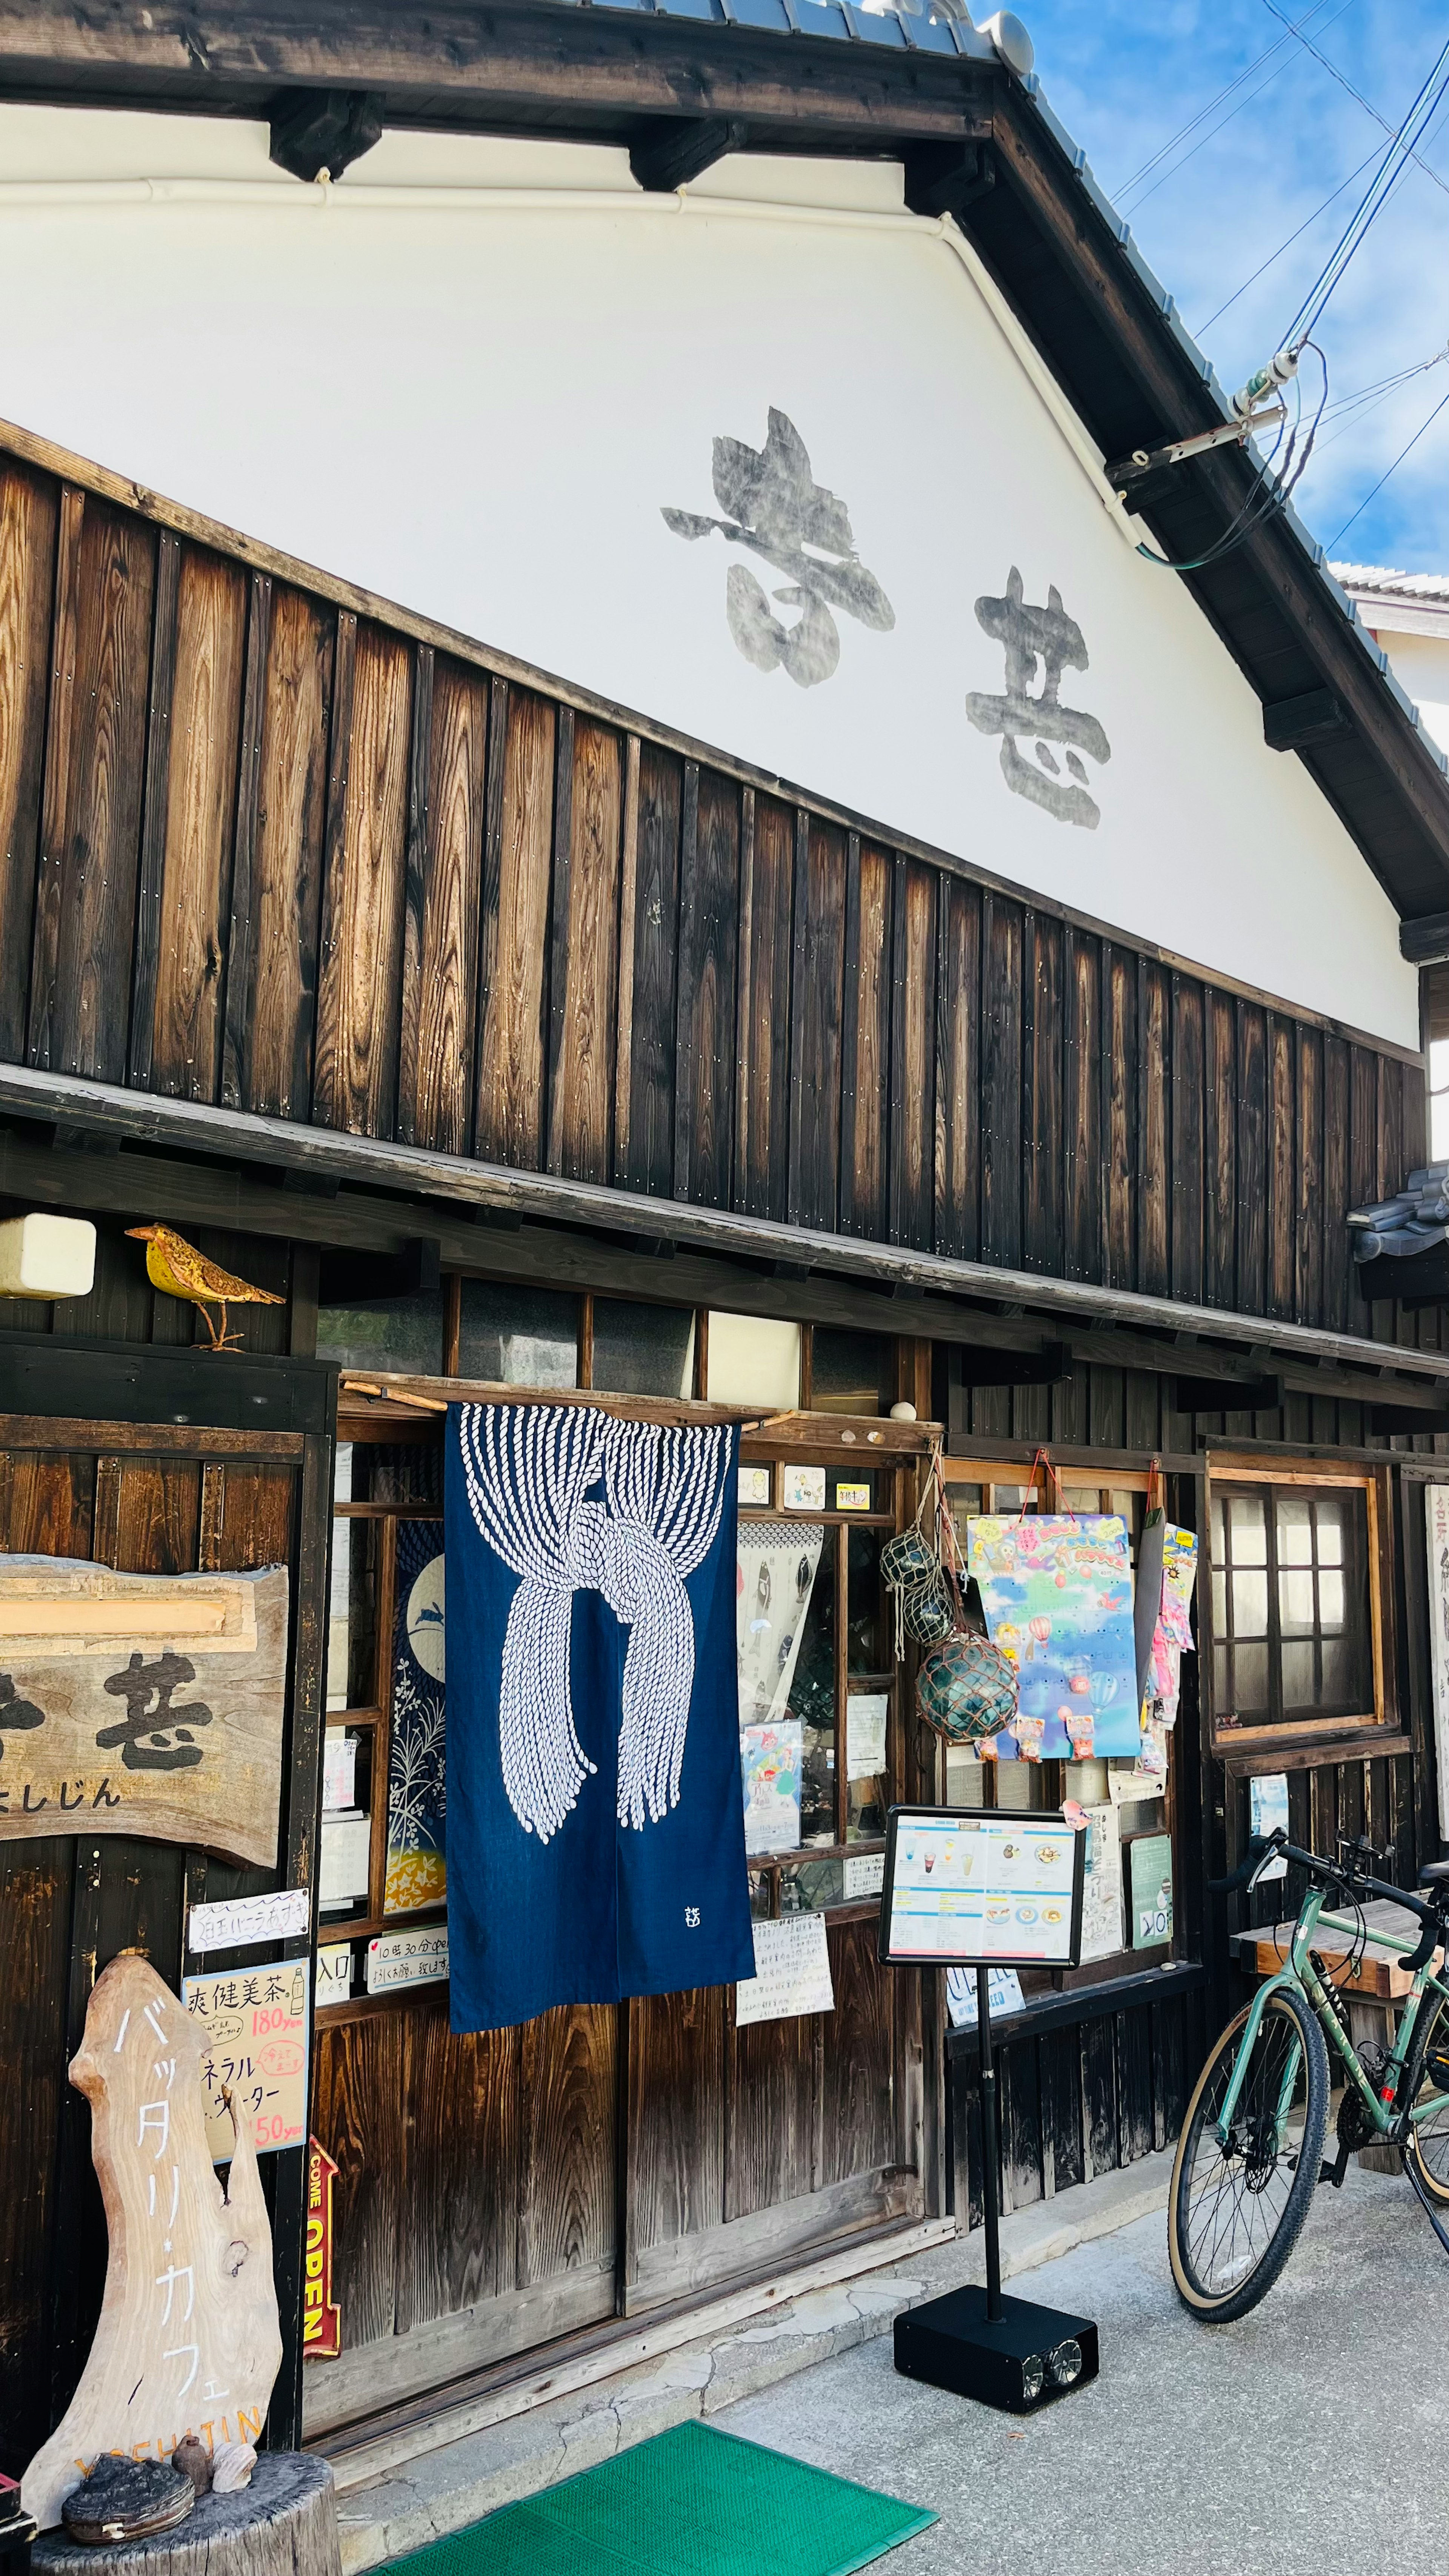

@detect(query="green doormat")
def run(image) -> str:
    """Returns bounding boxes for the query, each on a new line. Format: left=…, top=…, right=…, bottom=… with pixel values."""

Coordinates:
left=384, top=2418, right=936, bottom=2576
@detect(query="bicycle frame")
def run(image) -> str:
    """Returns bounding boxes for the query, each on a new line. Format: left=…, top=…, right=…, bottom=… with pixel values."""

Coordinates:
left=1215, top=1880, right=1449, bottom=2151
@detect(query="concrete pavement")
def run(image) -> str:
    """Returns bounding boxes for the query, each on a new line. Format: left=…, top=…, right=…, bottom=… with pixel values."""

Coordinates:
left=715, top=2161, right=1449, bottom=2576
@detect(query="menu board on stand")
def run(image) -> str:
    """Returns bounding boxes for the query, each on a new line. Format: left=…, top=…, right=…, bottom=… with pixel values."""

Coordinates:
left=879, top=1806, right=1098, bottom=2416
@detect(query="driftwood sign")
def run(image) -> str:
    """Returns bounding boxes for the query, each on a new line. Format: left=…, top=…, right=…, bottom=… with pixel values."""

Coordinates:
left=22, top=1953, right=283, bottom=2532
left=0, top=1558, right=288, bottom=1869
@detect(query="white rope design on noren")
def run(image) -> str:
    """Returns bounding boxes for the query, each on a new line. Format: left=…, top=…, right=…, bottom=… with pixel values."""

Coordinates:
left=458, top=1404, right=731, bottom=1842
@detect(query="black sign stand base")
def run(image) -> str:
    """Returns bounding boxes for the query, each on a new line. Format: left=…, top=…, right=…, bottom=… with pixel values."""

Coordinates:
left=894, top=1965, right=1100, bottom=2413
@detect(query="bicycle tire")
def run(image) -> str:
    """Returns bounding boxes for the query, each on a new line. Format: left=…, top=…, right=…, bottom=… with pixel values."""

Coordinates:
left=1403, top=1985, right=1449, bottom=2205
left=1169, top=1988, right=1329, bottom=2322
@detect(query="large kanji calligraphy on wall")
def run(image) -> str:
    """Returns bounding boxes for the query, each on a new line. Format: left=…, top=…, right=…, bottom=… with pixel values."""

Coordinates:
left=0, top=1559, right=289, bottom=1869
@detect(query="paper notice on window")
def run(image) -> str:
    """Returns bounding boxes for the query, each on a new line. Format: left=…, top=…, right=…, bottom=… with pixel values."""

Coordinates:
left=182, top=1956, right=310, bottom=2163
left=848, top=1693, right=889, bottom=1781
left=1249, top=1772, right=1289, bottom=1882
left=734, top=1913, right=835, bottom=2025
left=188, top=1884, right=311, bottom=1955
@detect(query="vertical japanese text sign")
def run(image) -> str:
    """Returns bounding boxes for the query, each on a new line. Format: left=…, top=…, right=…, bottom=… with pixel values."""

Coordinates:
left=21, top=1955, right=282, bottom=2531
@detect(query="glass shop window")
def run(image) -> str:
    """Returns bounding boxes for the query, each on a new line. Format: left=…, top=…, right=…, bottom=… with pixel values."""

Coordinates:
left=706, top=1312, right=801, bottom=1409
left=457, top=1280, right=579, bottom=1387
left=592, top=1299, right=696, bottom=1399
left=317, top=1289, right=445, bottom=1374
left=1211, top=1478, right=1375, bottom=1732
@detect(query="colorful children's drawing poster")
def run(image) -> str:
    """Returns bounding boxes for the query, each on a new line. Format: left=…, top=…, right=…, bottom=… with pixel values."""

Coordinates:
left=966, top=1513, right=1141, bottom=1759
left=741, top=1720, right=803, bottom=1856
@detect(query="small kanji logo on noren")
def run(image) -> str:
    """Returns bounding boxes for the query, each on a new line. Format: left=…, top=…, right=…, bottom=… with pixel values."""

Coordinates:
left=685, top=1906, right=701, bottom=1929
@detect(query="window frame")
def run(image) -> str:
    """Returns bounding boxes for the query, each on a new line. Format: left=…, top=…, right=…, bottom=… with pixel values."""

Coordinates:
left=1205, top=1455, right=1387, bottom=1749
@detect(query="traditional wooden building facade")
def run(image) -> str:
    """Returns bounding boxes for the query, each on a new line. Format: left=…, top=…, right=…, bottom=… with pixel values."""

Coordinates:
left=4, top=0, right=1449, bottom=2497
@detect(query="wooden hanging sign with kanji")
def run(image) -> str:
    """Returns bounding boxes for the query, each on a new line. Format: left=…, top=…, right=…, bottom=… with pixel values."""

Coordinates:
left=21, top=1953, right=283, bottom=2531
left=0, top=1559, right=288, bottom=1869
left=302, top=2139, right=341, bottom=2359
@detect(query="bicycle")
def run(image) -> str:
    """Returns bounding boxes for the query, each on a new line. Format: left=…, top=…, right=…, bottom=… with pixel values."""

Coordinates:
left=1168, top=1827, right=1449, bottom=2321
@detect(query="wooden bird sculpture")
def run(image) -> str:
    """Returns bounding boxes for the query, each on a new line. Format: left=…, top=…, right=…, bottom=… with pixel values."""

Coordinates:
left=126, top=1226, right=284, bottom=1352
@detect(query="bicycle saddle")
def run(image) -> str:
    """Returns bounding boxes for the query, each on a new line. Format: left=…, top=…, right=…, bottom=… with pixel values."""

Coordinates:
left=1419, top=1862, right=1449, bottom=1889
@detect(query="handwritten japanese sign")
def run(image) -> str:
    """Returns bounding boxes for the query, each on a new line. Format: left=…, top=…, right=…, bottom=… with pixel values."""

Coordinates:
left=182, top=1959, right=310, bottom=2164
left=0, top=1558, right=288, bottom=1869
left=966, top=566, right=1111, bottom=829
left=21, top=1954, right=281, bottom=2531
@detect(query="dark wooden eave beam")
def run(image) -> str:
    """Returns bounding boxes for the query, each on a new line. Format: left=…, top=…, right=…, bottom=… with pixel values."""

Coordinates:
left=1401, top=912, right=1449, bottom=965
left=0, top=0, right=998, bottom=149
left=2, top=1060, right=1447, bottom=1392
left=630, top=115, right=748, bottom=195
left=1263, top=688, right=1349, bottom=755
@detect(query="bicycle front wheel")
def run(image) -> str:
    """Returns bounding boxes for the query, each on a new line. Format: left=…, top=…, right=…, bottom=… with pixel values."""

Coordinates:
left=1403, top=1985, right=1449, bottom=2204
left=1169, top=1988, right=1329, bottom=2322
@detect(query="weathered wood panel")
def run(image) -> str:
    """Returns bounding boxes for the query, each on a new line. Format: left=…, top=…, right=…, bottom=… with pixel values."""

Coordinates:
left=891, top=860, right=937, bottom=1252
left=725, top=2010, right=817, bottom=2222
left=980, top=894, right=1023, bottom=1269
left=1061, top=925, right=1098, bottom=1283
left=674, top=769, right=738, bottom=1208
left=844, top=841, right=892, bottom=1241
left=820, top=1916, right=894, bottom=2185
left=313, top=624, right=412, bottom=1138
left=737, top=790, right=793, bottom=1224
left=475, top=685, right=554, bottom=1169
left=517, top=2004, right=617, bottom=2287
left=395, top=2011, right=519, bottom=2330
left=0, top=464, right=56, bottom=1061
left=790, top=818, right=846, bottom=1232
left=29, top=493, right=155, bottom=1080
left=223, top=583, right=334, bottom=1121
left=142, top=547, right=248, bottom=1102
left=1022, top=911, right=1063, bottom=1276
left=620, top=740, right=682, bottom=1199
left=549, top=718, right=622, bottom=1184
left=626, top=1987, right=726, bottom=2259
left=398, top=656, right=488, bottom=1157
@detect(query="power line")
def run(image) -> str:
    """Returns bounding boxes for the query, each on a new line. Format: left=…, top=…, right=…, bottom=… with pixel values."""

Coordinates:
left=1326, top=383, right=1449, bottom=549
left=1112, top=0, right=1351, bottom=204
left=1121, top=3, right=1358, bottom=216
left=1261, top=0, right=1449, bottom=198
left=1284, top=31, right=1449, bottom=343
left=1196, top=144, right=1380, bottom=332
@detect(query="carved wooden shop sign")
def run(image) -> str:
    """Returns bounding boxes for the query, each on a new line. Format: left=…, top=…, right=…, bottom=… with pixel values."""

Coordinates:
left=0, top=1559, right=289, bottom=1869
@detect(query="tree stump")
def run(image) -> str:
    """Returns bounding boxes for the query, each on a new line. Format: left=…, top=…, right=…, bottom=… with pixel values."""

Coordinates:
left=33, top=2459, right=339, bottom=2576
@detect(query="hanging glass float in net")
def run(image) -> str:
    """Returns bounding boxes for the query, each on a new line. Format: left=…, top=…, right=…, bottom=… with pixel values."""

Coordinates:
left=881, top=1528, right=937, bottom=1593
left=901, top=1569, right=957, bottom=1647
left=915, top=1632, right=1020, bottom=1745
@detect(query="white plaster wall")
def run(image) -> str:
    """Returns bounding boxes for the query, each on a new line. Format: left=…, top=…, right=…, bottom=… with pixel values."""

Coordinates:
left=0, top=105, right=1418, bottom=1046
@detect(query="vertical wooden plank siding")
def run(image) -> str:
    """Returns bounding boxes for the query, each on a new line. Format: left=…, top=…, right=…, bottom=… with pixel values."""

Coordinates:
left=1102, top=944, right=1137, bottom=1287
left=790, top=819, right=847, bottom=1232
left=313, top=624, right=412, bottom=1137
left=1204, top=992, right=1237, bottom=1308
left=548, top=718, right=623, bottom=1184
left=145, top=547, right=248, bottom=1102
left=1267, top=1014, right=1296, bottom=1318
left=737, top=793, right=794, bottom=1225
left=398, top=657, right=489, bottom=1156
left=223, top=583, right=333, bottom=1120
left=1138, top=963, right=1170, bottom=1297
left=1171, top=976, right=1204, bottom=1304
left=891, top=861, right=937, bottom=1252
left=980, top=895, right=1023, bottom=1268
left=674, top=769, right=738, bottom=1207
left=0, top=445, right=1432, bottom=1343
left=1022, top=912, right=1064, bottom=1275
left=846, top=842, right=892, bottom=1240
left=0, top=464, right=56, bottom=1058
left=28, top=493, right=155, bottom=1080
left=935, top=876, right=981, bottom=1261
left=621, top=741, right=682, bottom=1197
left=475, top=686, right=554, bottom=1168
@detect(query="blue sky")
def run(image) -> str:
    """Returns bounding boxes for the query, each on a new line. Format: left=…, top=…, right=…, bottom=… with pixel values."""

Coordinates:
left=1020, top=0, right=1449, bottom=571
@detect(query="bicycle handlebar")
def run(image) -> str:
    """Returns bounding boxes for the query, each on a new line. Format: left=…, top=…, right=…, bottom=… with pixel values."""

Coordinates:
left=1208, top=1830, right=1446, bottom=1967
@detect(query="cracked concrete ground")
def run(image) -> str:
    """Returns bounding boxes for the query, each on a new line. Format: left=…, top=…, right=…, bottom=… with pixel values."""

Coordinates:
left=332, top=2158, right=1174, bottom=2573
left=717, top=2160, right=1447, bottom=2576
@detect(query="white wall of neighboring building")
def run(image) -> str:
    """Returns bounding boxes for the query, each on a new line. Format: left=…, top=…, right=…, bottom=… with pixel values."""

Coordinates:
left=0, top=103, right=1420, bottom=1047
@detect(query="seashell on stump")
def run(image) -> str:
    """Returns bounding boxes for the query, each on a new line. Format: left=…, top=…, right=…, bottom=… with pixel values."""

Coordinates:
left=172, top=2438, right=212, bottom=2496
left=209, top=2444, right=257, bottom=2494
